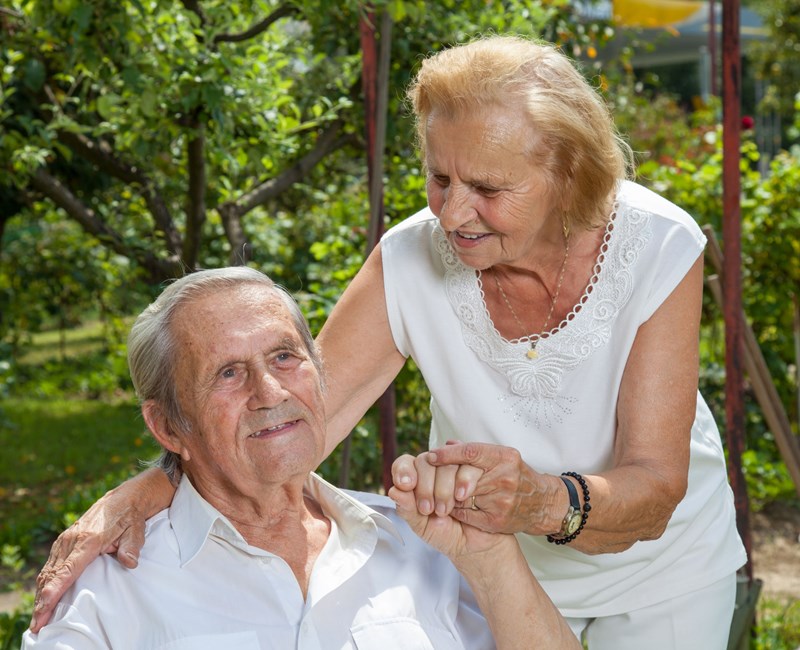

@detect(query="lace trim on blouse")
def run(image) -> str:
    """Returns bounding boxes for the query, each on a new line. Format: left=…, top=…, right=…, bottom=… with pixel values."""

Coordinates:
left=438, top=201, right=652, bottom=402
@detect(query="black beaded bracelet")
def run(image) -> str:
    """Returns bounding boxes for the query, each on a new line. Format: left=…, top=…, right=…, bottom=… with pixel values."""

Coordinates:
left=546, top=471, right=591, bottom=545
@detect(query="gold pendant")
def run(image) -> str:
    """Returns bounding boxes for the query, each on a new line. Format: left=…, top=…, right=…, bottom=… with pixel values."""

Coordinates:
left=526, top=345, right=538, bottom=360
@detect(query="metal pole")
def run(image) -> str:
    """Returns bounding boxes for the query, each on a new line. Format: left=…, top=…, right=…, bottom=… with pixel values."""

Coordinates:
left=709, top=0, right=717, bottom=97
left=349, top=8, right=396, bottom=493
left=721, top=0, right=753, bottom=581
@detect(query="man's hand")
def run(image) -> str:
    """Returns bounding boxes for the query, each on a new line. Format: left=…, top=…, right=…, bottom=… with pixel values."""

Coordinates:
left=389, top=451, right=511, bottom=560
left=390, top=451, right=582, bottom=650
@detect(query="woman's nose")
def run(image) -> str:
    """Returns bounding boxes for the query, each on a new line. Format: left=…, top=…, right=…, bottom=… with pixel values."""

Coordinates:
left=437, top=185, right=477, bottom=231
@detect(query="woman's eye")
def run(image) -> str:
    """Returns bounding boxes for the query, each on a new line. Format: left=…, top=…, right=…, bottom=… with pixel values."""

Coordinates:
left=476, top=185, right=500, bottom=197
left=431, top=175, right=449, bottom=187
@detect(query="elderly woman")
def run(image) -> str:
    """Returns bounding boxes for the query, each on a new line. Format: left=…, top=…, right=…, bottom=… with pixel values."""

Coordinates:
left=33, top=36, right=745, bottom=648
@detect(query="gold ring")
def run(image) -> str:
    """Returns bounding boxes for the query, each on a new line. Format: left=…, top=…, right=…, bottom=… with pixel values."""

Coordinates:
left=470, top=495, right=480, bottom=511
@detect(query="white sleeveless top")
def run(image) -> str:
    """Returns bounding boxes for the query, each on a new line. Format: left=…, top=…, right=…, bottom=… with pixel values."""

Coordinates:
left=381, top=180, right=746, bottom=617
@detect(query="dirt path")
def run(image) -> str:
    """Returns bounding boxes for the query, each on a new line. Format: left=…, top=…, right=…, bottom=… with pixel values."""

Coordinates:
left=751, top=501, right=800, bottom=603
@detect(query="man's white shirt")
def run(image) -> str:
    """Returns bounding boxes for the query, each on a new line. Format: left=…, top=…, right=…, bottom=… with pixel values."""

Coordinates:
left=23, top=474, right=494, bottom=649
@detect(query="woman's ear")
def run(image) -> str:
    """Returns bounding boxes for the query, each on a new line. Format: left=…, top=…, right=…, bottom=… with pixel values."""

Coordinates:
left=142, top=401, right=189, bottom=460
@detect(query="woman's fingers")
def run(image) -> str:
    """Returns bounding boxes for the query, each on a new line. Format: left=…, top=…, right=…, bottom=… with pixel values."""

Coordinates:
left=31, top=524, right=106, bottom=632
left=453, top=464, right=484, bottom=503
left=30, top=501, right=148, bottom=632
left=114, top=517, right=146, bottom=569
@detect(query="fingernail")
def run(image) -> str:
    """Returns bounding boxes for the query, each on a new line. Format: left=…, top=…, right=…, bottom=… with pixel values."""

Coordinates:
left=435, top=502, right=446, bottom=516
left=125, top=551, right=137, bottom=560
left=456, top=487, right=466, bottom=500
left=419, top=499, right=432, bottom=515
left=428, top=452, right=438, bottom=463
left=398, top=475, right=411, bottom=485
left=29, top=615, right=37, bottom=630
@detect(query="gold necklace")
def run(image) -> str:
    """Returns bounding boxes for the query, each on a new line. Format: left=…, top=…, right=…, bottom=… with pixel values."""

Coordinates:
left=493, top=227, right=570, bottom=360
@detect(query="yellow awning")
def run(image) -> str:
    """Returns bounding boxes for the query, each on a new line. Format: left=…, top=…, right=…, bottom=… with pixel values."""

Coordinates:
left=613, top=0, right=704, bottom=28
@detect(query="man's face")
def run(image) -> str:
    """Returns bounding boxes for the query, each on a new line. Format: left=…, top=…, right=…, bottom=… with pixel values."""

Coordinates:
left=167, top=285, right=326, bottom=501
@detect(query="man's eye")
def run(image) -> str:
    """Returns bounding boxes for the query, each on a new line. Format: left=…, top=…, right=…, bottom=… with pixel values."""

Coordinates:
left=275, top=352, right=303, bottom=368
left=221, top=368, right=236, bottom=379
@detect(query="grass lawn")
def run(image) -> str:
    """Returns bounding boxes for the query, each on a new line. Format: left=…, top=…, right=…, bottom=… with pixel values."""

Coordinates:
left=14, top=320, right=115, bottom=365
left=0, top=397, right=160, bottom=555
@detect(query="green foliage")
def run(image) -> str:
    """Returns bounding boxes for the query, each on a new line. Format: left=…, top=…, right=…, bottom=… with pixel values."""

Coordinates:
left=10, top=344, right=132, bottom=399
left=626, top=108, right=800, bottom=507
left=0, top=601, right=32, bottom=650
left=0, top=546, right=24, bottom=575
left=755, top=598, right=800, bottom=650
left=742, top=449, right=796, bottom=509
left=749, top=0, right=800, bottom=148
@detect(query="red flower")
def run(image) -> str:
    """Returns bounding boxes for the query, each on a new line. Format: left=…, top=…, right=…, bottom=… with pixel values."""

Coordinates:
left=742, top=116, right=755, bottom=130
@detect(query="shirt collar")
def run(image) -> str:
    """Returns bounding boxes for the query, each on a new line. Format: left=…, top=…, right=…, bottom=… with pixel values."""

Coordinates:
left=304, top=473, right=403, bottom=544
left=169, top=473, right=403, bottom=567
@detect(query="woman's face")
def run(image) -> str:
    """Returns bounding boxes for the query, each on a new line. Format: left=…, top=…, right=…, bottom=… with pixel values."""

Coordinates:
left=424, top=104, right=560, bottom=271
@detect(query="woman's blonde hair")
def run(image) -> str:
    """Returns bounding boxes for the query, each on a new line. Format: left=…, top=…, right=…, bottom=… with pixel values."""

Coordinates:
left=407, top=35, right=633, bottom=230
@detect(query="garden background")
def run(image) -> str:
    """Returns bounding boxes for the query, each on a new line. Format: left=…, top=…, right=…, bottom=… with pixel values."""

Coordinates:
left=2, top=0, right=800, bottom=647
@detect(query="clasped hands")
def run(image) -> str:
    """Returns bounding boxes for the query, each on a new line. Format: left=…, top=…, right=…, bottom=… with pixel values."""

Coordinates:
left=389, top=440, right=557, bottom=554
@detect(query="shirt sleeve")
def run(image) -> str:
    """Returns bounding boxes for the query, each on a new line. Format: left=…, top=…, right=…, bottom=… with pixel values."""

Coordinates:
left=22, top=601, right=111, bottom=650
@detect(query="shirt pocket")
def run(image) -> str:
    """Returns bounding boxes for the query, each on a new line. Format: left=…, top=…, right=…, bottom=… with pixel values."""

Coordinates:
left=158, top=631, right=261, bottom=650
left=351, top=617, right=454, bottom=650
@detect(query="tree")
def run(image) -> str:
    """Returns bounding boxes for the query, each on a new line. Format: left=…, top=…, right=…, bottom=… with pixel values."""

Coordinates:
left=1, top=0, right=365, bottom=282
left=1, top=0, right=611, bottom=283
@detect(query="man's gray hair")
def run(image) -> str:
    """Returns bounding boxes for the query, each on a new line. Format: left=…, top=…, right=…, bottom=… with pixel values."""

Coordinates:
left=127, top=266, right=320, bottom=481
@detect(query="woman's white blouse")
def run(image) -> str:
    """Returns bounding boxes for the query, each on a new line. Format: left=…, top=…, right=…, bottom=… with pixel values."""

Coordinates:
left=381, top=180, right=747, bottom=617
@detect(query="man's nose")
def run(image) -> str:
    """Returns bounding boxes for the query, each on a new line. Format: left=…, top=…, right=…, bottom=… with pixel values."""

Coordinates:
left=437, top=185, right=477, bottom=231
left=248, top=370, right=289, bottom=409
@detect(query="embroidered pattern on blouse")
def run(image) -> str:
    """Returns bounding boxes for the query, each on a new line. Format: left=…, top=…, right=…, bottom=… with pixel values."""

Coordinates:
left=498, top=392, right=579, bottom=430
left=438, top=201, right=652, bottom=419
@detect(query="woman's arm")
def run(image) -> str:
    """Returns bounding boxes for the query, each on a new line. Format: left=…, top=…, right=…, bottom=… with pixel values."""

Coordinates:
left=30, top=468, right=175, bottom=632
left=391, top=455, right=580, bottom=650
left=317, top=242, right=408, bottom=456
left=416, top=255, right=704, bottom=553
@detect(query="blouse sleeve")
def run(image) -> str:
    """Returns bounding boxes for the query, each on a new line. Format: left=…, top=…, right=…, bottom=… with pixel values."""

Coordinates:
left=638, top=211, right=707, bottom=324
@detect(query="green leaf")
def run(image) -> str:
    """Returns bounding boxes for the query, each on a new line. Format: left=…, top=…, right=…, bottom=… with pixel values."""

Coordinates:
left=22, top=58, right=45, bottom=92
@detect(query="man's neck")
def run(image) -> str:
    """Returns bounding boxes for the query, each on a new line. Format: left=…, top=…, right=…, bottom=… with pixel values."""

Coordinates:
left=189, top=472, right=332, bottom=599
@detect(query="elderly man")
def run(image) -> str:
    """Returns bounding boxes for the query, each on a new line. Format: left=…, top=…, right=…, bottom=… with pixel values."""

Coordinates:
left=23, top=267, right=577, bottom=649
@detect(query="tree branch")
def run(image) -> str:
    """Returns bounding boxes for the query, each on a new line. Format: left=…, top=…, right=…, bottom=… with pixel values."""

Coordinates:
left=217, top=118, right=356, bottom=263
left=241, top=119, right=354, bottom=213
left=179, top=0, right=207, bottom=30
left=213, top=5, right=300, bottom=44
left=28, top=168, right=182, bottom=282
left=183, top=118, right=206, bottom=269
left=56, top=130, right=184, bottom=257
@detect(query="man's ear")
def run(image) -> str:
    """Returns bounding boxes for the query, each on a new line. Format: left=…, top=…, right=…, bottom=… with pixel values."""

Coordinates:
left=142, top=401, right=188, bottom=459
